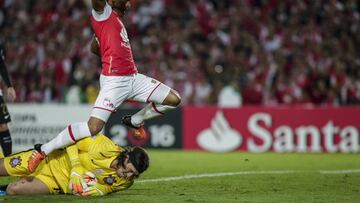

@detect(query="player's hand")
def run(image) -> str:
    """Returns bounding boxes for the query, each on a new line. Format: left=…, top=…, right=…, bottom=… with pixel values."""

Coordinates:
left=83, top=172, right=97, bottom=186
left=6, top=87, right=16, bottom=102
left=69, top=165, right=87, bottom=194
left=80, top=183, right=105, bottom=197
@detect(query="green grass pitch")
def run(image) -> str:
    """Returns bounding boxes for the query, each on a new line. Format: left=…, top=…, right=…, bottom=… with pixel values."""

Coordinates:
left=0, top=150, right=359, bottom=202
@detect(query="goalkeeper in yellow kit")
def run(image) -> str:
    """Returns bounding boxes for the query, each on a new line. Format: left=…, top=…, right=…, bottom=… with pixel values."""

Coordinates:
left=0, top=134, right=149, bottom=196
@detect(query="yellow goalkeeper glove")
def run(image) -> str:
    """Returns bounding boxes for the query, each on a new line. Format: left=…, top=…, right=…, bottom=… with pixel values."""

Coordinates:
left=80, top=183, right=107, bottom=197
left=68, top=164, right=87, bottom=194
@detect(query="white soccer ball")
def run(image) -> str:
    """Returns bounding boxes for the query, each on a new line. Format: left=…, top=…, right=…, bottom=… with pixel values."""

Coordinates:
left=83, top=172, right=97, bottom=186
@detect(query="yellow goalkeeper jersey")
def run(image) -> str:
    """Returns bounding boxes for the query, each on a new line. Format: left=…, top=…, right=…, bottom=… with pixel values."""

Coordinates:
left=47, top=134, right=134, bottom=194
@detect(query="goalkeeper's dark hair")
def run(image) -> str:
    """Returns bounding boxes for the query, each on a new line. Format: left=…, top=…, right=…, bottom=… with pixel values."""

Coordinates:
left=117, top=146, right=149, bottom=174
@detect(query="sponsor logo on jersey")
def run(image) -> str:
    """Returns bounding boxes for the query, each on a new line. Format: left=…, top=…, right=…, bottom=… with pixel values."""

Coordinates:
left=92, top=169, right=104, bottom=176
left=120, top=26, right=131, bottom=48
left=10, top=156, right=22, bottom=168
left=103, top=174, right=116, bottom=185
left=103, top=98, right=115, bottom=109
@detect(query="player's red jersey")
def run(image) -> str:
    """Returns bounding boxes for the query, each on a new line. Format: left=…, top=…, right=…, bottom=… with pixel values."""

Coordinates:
left=91, top=4, right=137, bottom=76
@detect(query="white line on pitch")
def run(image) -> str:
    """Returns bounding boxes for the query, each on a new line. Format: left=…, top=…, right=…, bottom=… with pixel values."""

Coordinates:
left=319, top=169, right=360, bottom=174
left=137, top=169, right=360, bottom=183
left=137, top=170, right=295, bottom=183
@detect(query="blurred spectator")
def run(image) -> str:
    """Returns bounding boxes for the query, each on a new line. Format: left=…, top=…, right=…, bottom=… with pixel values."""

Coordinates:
left=65, top=85, right=83, bottom=104
left=0, top=0, right=359, bottom=106
left=218, top=79, right=242, bottom=107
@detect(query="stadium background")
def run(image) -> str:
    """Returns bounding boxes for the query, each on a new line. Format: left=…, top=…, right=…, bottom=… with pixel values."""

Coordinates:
left=0, top=0, right=359, bottom=202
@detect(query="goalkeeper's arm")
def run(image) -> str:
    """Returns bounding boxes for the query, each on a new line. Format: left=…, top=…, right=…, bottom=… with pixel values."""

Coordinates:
left=66, top=144, right=87, bottom=194
left=80, top=172, right=126, bottom=197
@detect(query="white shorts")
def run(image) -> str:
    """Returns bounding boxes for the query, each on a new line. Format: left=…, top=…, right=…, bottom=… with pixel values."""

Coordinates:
left=91, top=73, right=171, bottom=122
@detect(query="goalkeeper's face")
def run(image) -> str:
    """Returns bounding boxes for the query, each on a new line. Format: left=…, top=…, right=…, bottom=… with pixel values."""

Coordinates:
left=116, top=156, right=140, bottom=180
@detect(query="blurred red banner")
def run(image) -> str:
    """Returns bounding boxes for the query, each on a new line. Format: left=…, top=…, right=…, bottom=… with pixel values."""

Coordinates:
left=183, top=106, right=360, bottom=153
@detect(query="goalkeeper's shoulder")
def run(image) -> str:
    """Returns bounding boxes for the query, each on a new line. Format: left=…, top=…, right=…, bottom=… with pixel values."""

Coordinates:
left=93, top=134, right=113, bottom=144
left=75, top=134, right=116, bottom=153
left=92, top=134, right=122, bottom=152
left=86, top=134, right=121, bottom=160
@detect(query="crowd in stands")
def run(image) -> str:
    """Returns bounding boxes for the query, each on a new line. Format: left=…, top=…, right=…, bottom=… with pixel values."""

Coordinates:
left=0, top=0, right=359, bottom=107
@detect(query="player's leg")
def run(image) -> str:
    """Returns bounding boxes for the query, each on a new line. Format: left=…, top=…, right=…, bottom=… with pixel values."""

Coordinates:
left=28, top=75, right=132, bottom=172
left=29, top=121, right=102, bottom=173
left=3, top=149, right=62, bottom=195
left=0, top=158, right=9, bottom=176
left=134, top=74, right=180, bottom=121
left=38, top=75, right=113, bottom=156
left=0, top=124, right=11, bottom=157
left=0, top=97, right=12, bottom=156
left=2, top=149, right=61, bottom=195
left=27, top=120, right=94, bottom=173
left=143, top=88, right=181, bottom=117
left=125, top=89, right=180, bottom=125
left=2, top=150, right=36, bottom=177
left=123, top=74, right=181, bottom=137
left=6, top=177, right=50, bottom=195
left=39, top=118, right=107, bottom=156
left=0, top=155, right=25, bottom=193
left=0, top=158, right=9, bottom=194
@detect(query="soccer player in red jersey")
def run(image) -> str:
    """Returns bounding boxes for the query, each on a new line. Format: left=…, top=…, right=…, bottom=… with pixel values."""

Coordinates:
left=28, top=0, right=181, bottom=174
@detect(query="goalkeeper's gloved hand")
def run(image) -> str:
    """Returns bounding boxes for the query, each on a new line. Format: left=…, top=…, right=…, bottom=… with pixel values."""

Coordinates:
left=80, top=183, right=106, bottom=197
left=69, top=164, right=87, bottom=194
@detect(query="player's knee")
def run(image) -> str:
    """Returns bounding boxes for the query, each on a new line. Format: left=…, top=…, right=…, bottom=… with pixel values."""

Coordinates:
left=87, top=119, right=104, bottom=135
left=6, top=183, right=20, bottom=195
left=164, top=90, right=181, bottom=107
left=0, top=123, right=8, bottom=132
left=88, top=124, right=102, bottom=135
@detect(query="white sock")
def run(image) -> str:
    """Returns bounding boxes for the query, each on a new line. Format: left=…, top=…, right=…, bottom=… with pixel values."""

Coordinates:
left=130, top=103, right=151, bottom=127
left=41, top=122, right=91, bottom=155
left=131, top=103, right=176, bottom=127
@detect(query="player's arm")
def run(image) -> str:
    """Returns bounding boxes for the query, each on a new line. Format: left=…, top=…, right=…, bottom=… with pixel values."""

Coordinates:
left=0, top=48, right=16, bottom=102
left=91, top=35, right=100, bottom=57
left=92, top=0, right=106, bottom=12
left=66, top=144, right=87, bottom=194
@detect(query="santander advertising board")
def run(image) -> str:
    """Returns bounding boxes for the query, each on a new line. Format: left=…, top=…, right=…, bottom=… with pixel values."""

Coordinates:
left=183, top=107, right=360, bottom=153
